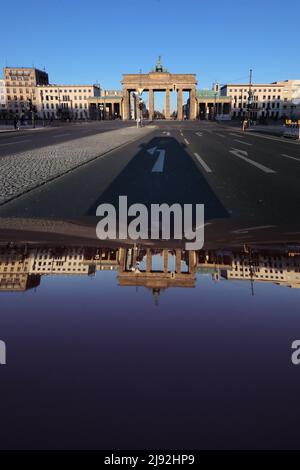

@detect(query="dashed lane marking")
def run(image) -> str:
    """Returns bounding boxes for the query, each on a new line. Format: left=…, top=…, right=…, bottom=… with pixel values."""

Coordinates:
left=193, top=152, right=212, bottom=173
left=281, top=153, right=300, bottom=161
left=52, top=133, right=72, bottom=138
left=234, top=139, right=252, bottom=146
left=0, top=139, right=31, bottom=146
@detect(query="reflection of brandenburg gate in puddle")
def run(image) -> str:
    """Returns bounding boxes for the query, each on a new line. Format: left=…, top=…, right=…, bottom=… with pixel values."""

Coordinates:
left=118, top=248, right=197, bottom=294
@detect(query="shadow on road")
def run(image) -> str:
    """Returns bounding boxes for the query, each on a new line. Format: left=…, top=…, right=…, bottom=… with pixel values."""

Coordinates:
left=87, top=136, right=230, bottom=223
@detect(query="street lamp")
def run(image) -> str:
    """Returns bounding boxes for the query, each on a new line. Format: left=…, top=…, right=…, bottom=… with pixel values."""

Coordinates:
left=247, top=68, right=253, bottom=126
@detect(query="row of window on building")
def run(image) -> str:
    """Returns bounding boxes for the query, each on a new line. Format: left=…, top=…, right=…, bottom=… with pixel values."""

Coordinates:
left=229, top=88, right=282, bottom=93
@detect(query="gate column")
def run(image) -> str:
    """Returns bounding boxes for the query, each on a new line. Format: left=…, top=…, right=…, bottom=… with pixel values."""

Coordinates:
left=165, top=88, right=170, bottom=119
left=149, top=88, right=154, bottom=120
left=189, top=88, right=196, bottom=120
left=123, top=89, right=130, bottom=120
left=177, top=88, right=183, bottom=120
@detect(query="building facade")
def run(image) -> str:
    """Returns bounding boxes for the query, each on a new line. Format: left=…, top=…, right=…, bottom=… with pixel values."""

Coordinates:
left=4, top=67, right=49, bottom=118
left=88, top=89, right=123, bottom=120
left=197, top=84, right=231, bottom=120
left=0, top=79, right=6, bottom=117
left=221, top=79, right=300, bottom=121
left=36, top=84, right=100, bottom=120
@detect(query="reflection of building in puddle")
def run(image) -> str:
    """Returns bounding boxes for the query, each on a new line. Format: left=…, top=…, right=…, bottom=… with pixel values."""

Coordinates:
left=220, top=251, right=300, bottom=288
left=31, top=247, right=91, bottom=275
left=118, top=248, right=197, bottom=294
left=83, top=248, right=119, bottom=271
left=0, top=246, right=40, bottom=291
left=1, top=243, right=300, bottom=292
left=197, top=250, right=233, bottom=281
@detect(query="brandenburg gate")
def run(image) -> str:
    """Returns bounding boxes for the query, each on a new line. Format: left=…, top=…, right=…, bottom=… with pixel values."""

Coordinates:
left=122, top=58, right=197, bottom=120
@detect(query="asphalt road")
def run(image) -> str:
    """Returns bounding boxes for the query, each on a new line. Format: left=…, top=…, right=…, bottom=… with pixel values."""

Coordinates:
left=1, top=120, right=300, bottom=232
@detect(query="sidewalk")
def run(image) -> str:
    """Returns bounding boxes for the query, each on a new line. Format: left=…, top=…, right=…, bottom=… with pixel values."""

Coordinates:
left=248, top=124, right=285, bottom=137
left=0, top=125, right=156, bottom=205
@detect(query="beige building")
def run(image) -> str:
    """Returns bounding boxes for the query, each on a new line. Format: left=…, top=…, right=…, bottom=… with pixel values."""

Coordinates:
left=36, top=84, right=100, bottom=120
left=0, top=79, right=6, bottom=116
left=221, top=79, right=300, bottom=120
left=4, top=66, right=48, bottom=117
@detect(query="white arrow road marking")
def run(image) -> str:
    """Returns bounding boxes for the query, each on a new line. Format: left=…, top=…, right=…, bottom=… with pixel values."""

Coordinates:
left=234, top=139, right=252, bottom=146
left=147, top=146, right=157, bottom=155
left=193, top=152, right=212, bottom=173
left=0, top=139, right=31, bottom=146
left=195, top=132, right=203, bottom=137
left=184, top=138, right=190, bottom=145
left=232, top=225, right=276, bottom=234
left=229, top=148, right=276, bottom=173
left=152, top=149, right=166, bottom=172
left=281, top=153, right=300, bottom=161
left=162, top=131, right=170, bottom=136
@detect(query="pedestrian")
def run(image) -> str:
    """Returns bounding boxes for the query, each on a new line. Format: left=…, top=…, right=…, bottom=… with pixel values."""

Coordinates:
left=242, top=118, right=248, bottom=131
left=16, top=119, right=20, bottom=130
left=13, top=117, right=17, bottom=130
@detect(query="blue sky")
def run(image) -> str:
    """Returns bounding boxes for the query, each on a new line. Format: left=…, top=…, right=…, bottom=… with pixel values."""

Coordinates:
left=2, top=0, right=299, bottom=111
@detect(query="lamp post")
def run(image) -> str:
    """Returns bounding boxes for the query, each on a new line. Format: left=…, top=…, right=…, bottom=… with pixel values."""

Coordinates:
left=247, top=68, right=253, bottom=126
left=214, top=92, right=217, bottom=120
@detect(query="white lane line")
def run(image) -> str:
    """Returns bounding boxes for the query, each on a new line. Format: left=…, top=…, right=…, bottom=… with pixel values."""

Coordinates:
left=229, top=148, right=276, bottom=174
left=232, top=225, right=276, bottom=234
left=215, top=133, right=226, bottom=138
left=0, top=139, right=31, bottom=146
left=52, top=133, right=71, bottom=138
left=281, top=153, right=300, bottom=161
left=152, top=149, right=165, bottom=172
left=9, top=134, right=32, bottom=139
left=234, top=139, right=252, bottom=146
left=193, top=152, right=212, bottom=173
left=230, top=132, right=244, bottom=138
left=184, top=138, right=190, bottom=145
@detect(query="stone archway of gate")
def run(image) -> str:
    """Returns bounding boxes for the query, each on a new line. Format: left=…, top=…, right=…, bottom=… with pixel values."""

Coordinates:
left=122, top=71, right=197, bottom=121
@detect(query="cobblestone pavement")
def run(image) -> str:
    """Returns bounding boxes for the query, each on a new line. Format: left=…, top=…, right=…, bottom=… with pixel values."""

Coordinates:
left=0, top=126, right=155, bottom=204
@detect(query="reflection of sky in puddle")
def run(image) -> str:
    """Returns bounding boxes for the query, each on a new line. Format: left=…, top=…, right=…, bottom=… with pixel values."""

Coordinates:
left=138, top=253, right=189, bottom=273
left=1, top=256, right=300, bottom=449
